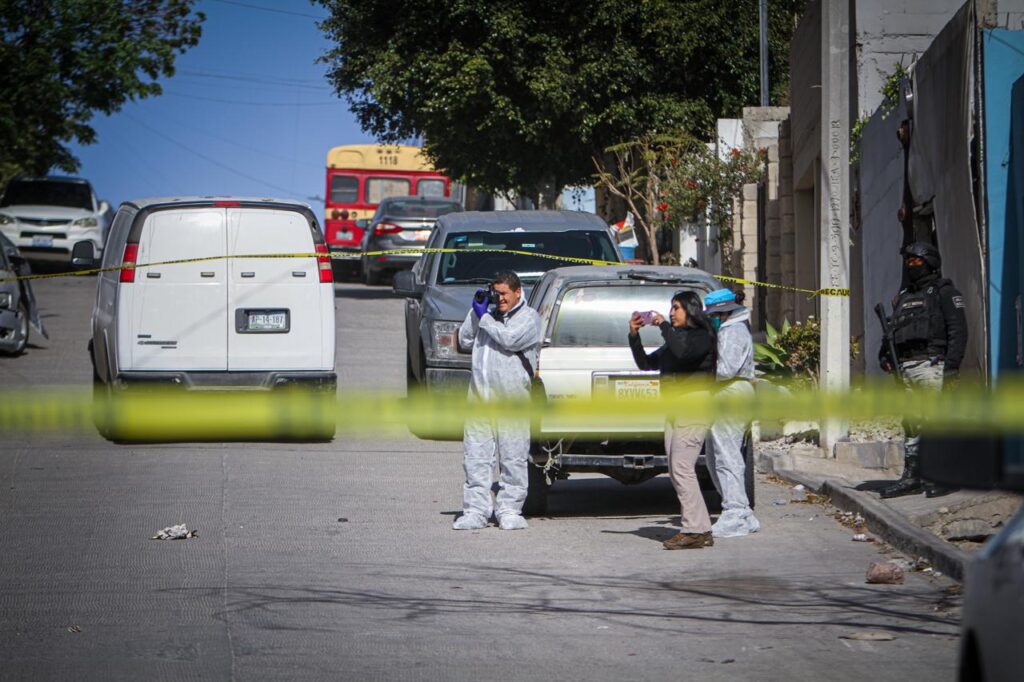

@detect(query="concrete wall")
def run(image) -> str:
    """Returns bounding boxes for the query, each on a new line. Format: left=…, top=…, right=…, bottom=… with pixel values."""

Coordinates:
left=790, top=0, right=822, bottom=190
left=853, top=0, right=967, bottom=117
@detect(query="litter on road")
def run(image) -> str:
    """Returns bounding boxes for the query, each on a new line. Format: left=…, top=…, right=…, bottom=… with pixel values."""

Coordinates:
left=151, top=524, right=198, bottom=540
left=866, top=561, right=905, bottom=584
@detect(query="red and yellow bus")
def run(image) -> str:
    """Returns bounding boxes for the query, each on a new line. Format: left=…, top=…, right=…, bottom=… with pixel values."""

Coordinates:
left=324, top=144, right=451, bottom=273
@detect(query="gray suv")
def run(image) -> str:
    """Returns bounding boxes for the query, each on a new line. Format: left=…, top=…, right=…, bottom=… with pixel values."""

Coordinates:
left=393, top=210, right=621, bottom=397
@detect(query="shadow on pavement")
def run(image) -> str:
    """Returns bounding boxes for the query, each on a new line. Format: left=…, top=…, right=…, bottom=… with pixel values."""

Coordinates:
left=180, top=566, right=959, bottom=637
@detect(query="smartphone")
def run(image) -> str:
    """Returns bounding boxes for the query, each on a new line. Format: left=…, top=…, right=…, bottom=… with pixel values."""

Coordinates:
left=633, top=310, right=658, bottom=325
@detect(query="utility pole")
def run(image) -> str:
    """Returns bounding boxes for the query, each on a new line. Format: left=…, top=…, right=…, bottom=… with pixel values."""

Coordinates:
left=819, top=0, right=851, bottom=454
left=760, top=0, right=769, bottom=106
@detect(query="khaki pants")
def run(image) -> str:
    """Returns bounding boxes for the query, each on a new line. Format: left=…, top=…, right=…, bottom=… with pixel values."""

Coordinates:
left=665, top=413, right=712, bottom=534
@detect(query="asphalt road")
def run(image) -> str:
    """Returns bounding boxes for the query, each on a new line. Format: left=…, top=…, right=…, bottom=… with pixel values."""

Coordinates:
left=0, top=273, right=961, bottom=681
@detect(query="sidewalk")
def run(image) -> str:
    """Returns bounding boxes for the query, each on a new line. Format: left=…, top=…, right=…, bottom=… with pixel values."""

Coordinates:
left=756, top=438, right=1022, bottom=582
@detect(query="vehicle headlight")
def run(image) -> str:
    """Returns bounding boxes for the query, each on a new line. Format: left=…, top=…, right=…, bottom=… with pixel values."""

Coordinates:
left=429, top=320, right=463, bottom=359
left=0, top=292, right=11, bottom=309
left=0, top=214, right=14, bottom=225
left=73, top=217, right=98, bottom=227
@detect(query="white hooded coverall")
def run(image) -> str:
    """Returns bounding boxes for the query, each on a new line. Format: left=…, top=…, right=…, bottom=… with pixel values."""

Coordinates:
left=457, top=300, right=542, bottom=522
left=707, top=307, right=760, bottom=537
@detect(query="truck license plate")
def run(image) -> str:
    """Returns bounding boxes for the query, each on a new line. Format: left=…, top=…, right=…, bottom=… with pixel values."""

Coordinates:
left=614, top=379, right=660, bottom=400
left=32, top=236, right=53, bottom=247
left=248, top=311, right=287, bottom=331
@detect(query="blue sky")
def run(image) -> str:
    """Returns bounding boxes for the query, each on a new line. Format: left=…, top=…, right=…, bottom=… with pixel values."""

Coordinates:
left=69, top=0, right=594, bottom=220
left=70, top=0, right=368, bottom=223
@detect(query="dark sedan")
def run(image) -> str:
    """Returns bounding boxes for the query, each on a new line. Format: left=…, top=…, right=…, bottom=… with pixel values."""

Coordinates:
left=359, top=196, right=462, bottom=285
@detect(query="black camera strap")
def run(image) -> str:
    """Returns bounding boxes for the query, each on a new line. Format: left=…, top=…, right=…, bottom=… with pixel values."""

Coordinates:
left=515, top=350, right=535, bottom=379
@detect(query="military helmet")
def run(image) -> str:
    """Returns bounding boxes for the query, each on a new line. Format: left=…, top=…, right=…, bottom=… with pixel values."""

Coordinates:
left=902, top=241, right=941, bottom=270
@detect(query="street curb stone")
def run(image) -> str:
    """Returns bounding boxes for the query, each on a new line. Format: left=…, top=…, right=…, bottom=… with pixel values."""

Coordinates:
left=758, top=450, right=969, bottom=581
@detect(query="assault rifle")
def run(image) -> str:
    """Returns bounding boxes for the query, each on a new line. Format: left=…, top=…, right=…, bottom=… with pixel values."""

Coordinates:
left=875, top=302, right=903, bottom=382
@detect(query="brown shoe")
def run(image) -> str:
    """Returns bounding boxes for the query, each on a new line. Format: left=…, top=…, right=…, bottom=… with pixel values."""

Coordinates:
left=662, top=531, right=714, bottom=550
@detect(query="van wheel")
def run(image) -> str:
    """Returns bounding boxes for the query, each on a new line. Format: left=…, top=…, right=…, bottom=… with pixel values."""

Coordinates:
left=363, top=266, right=382, bottom=286
left=523, top=464, right=550, bottom=516
left=1, top=301, right=29, bottom=356
left=92, top=374, right=117, bottom=441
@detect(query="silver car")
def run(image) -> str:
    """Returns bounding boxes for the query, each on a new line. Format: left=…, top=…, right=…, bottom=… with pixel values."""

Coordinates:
left=0, top=233, right=48, bottom=355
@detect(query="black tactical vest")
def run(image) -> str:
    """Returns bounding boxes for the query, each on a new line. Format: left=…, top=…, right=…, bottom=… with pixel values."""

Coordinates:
left=892, top=279, right=951, bottom=360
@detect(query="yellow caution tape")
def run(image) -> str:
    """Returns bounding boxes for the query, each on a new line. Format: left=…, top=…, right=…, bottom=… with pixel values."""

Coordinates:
left=0, top=379, right=1019, bottom=440
left=0, top=247, right=848, bottom=297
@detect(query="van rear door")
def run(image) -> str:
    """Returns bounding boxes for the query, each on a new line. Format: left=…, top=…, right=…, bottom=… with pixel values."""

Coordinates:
left=226, top=207, right=329, bottom=370
left=125, top=208, right=228, bottom=370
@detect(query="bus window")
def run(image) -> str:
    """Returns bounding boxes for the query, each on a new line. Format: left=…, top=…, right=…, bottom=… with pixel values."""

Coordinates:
left=366, top=177, right=410, bottom=203
left=330, top=175, right=358, bottom=204
left=417, top=179, right=446, bottom=197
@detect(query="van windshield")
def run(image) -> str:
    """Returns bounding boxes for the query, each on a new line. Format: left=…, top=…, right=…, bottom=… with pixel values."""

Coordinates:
left=1, top=180, right=92, bottom=210
left=551, top=284, right=707, bottom=347
left=436, top=230, right=618, bottom=285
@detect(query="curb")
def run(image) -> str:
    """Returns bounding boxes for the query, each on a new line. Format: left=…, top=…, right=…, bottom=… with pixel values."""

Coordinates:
left=759, top=451, right=969, bottom=581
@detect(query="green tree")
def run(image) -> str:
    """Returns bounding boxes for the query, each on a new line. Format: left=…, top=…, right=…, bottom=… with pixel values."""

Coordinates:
left=318, top=0, right=803, bottom=205
left=0, top=0, right=205, bottom=183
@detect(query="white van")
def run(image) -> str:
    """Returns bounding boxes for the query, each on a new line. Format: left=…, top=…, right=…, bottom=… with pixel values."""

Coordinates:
left=73, top=197, right=336, bottom=440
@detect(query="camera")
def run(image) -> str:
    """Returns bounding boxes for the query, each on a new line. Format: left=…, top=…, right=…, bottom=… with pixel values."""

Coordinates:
left=474, top=286, right=500, bottom=306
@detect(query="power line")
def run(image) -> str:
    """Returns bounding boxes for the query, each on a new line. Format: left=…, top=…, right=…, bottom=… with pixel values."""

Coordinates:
left=178, top=68, right=330, bottom=90
left=122, top=112, right=308, bottom=200
left=164, top=91, right=342, bottom=107
left=156, top=112, right=306, bottom=165
left=208, top=0, right=327, bottom=20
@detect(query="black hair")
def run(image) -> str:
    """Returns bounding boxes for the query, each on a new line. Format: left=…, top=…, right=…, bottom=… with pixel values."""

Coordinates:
left=492, top=270, right=522, bottom=291
left=672, top=291, right=714, bottom=332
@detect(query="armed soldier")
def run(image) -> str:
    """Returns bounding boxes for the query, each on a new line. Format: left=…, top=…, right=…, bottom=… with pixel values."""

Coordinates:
left=878, top=242, right=967, bottom=499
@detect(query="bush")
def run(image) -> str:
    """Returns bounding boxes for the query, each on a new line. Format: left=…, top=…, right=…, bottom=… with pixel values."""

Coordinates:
left=754, top=317, right=859, bottom=387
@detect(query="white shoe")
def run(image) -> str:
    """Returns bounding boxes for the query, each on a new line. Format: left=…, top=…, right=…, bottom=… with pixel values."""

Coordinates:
left=452, top=513, right=488, bottom=530
left=712, top=509, right=760, bottom=538
left=498, top=514, right=528, bottom=530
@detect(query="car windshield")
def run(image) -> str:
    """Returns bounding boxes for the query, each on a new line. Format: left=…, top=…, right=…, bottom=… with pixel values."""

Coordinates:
left=551, top=284, right=707, bottom=347
left=436, top=230, right=618, bottom=284
left=381, top=199, right=461, bottom=219
left=1, top=180, right=92, bottom=210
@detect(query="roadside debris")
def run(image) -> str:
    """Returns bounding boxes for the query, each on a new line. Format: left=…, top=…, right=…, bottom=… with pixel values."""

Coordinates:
left=151, top=524, right=198, bottom=540
left=866, top=561, right=905, bottom=584
left=840, top=631, right=897, bottom=641
left=852, top=533, right=875, bottom=542
left=772, top=498, right=788, bottom=506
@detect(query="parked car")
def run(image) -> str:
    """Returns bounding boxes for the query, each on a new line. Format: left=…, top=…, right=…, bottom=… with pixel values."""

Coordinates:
left=521, top=265, right=752, bottom=514
left=73, top=197, right=337, bottom=441
left=393, top=210, right=621, bottom=401
left=920, top=435, right=1024, bottom=682
left=0, top=176, right=113, bottom=264
left=359, top=195, right=462, bottom=285
left=0, top=233, right=48, bottom=355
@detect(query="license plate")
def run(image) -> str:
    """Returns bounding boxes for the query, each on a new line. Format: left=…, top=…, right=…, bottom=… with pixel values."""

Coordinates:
left=248, top=312, right=287, bottom=333
left=413, top=229, right=431, bottom=241
left=32, top=236, right=53, bottom=247
left=614, top=379, right=660, bottom=400
left=338, top=231, right=353, bottom=241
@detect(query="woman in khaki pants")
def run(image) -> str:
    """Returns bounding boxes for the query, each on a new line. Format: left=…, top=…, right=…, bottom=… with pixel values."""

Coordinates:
left=629, top=291, right=717, bottom=549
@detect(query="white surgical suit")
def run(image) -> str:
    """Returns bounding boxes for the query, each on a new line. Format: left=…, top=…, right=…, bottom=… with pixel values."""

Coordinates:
left=456, top=300, right=541, bottom=526
left=707, top=307, right=761, bottom=537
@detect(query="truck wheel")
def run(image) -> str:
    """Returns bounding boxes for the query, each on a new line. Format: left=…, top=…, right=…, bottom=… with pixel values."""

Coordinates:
left=363, top=266, right=382, bottom=286
left=744, top=429, right=756, bottom=509
left=523, top=464, right=549, bottom=516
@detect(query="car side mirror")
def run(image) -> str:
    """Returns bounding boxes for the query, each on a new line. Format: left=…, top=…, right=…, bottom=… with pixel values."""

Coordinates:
left=71, top=240, right=98, bottom=268
left=393, top=270, right=423, bottom=298
left=98, top=200, right=110, bottom=214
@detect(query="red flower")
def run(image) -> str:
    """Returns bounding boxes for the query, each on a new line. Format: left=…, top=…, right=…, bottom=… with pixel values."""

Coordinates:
left=685, top=179, right=697, bottom=189
left=656, top=202, right=669, bottom=212
left=730, top=148, right=741, bottom=158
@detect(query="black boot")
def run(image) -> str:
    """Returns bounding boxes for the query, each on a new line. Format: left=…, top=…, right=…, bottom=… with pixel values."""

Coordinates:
left=879, top=451, right=923, bottom=499
left=924, top=482, right=958, bottom=498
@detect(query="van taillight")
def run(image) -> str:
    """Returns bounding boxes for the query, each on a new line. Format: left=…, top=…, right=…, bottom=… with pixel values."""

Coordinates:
left=374, top=222, right=402, bottom=234
left=119, top=243, right=139, bottom=283
left=315, top=243, right=333, bottom=283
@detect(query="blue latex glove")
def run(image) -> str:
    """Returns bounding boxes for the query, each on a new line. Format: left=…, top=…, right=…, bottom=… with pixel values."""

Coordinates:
left=472, top=290, right=489, bottom=318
